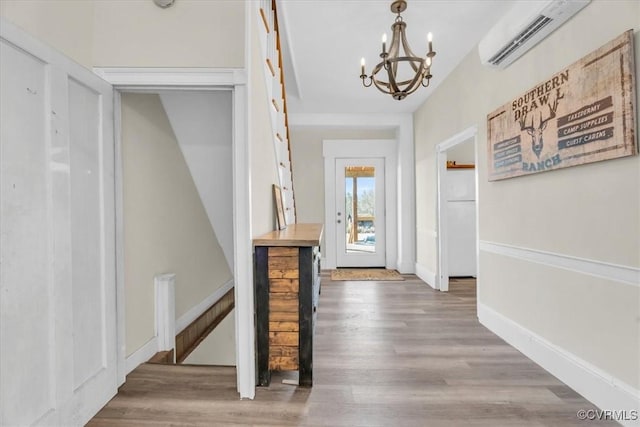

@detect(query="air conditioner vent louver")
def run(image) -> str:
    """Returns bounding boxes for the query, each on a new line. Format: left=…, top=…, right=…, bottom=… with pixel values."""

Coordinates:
left=478, top=0, right=591, bottom=69
left=488, top=15, right=553, bottom=66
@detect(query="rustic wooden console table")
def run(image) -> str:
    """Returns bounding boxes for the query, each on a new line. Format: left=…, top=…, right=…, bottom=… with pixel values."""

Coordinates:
left=253, top=223, right=323, bottom=387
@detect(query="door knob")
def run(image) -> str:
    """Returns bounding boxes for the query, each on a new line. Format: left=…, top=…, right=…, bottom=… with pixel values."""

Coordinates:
left=337, top=219, right=342, bottom=224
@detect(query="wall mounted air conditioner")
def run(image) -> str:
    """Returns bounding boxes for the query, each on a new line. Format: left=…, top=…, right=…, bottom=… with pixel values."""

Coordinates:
left=478, top=0, right=591, bottom=68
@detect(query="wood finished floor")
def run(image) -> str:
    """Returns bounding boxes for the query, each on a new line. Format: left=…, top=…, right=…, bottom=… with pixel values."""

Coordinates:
left=89, top=274, right=614, bottom=426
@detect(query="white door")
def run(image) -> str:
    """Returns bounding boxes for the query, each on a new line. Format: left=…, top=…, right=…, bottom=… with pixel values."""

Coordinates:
left=1, top=21, right=117, bottom=426
left=335, top=158, right=386, bottom=267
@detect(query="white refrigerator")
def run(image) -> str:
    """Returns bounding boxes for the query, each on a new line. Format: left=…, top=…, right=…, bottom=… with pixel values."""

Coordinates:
left=446, top=169, right=477, bottom=277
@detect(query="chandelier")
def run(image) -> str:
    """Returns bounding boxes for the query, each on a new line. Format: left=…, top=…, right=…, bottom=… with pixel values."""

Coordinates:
left=359, top=0, right=436, bottom=100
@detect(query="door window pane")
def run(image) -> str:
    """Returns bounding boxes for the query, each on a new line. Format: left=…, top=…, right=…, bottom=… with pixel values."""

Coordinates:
left=345, top=166, right=376, bottom=254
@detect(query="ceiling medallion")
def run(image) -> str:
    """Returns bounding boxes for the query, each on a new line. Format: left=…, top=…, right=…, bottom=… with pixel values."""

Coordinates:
left=359, top=0, right=436, bottom=100
left=153, top=0, right=175, bottom=8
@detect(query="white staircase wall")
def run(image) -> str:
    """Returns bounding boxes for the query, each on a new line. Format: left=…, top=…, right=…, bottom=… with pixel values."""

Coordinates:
left=160, top=92, right=234, bottom=271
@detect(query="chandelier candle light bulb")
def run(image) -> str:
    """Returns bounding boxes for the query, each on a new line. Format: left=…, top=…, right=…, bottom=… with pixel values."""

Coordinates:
left=359, top=0, right=437, bottom=100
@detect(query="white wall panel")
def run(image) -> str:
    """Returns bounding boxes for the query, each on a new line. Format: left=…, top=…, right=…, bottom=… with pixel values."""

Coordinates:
left=0, top=38, right=54, bottom=427
left=68, top=78, right=105, bottom=388
left=1, top=19, right=117, bottom=426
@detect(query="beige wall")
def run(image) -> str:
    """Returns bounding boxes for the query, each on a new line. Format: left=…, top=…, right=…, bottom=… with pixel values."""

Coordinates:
left=447, top=139, right=475, bottom=164
left=0, top=0, right=95, bottom=68
left=183, top=309, right=236, bottom=366
left=289, top=128, right=396, bottom=249
left=250, top=10, right=279, bottom=237
left=1, top=0, right=244, bottom=69
left=121, top=93, right=232, bottom=356
left=414, top=0, right=639, bottom=389
left=92, top=0, right=244, bottom=68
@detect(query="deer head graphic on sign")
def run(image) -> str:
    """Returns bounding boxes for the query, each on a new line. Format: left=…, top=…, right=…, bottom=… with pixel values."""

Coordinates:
left=518, top=90, right=565, bottom=159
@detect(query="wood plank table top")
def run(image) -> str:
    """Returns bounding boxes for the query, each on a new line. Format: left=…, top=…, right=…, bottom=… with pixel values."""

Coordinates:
left=253, top=223, right=323, bottom=247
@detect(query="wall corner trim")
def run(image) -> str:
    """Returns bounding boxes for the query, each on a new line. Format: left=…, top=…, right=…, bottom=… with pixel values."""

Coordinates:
left=397, top=261, right=415, bottom=274
left=435, top=125, right=478, bottom=153
left=478, top=302, right=640, bottom=427
left=415, top=263, right=437, bottom=289
left=154, top=274, right=176, bottom=354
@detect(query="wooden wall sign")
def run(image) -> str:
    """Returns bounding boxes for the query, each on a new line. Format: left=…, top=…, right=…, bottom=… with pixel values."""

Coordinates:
left=487, top=30, right=636, bottom=181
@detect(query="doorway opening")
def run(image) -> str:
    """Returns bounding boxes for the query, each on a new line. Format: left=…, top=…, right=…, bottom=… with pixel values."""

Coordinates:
left=118, top=90, right=236, bottom=367
left=94, top=68, right=254, bottom=399
left=323, top=139, right=398, bottom=271
left=436, top=126, right=479, bottom=292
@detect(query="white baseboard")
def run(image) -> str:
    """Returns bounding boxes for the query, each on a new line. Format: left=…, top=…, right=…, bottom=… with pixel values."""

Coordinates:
left=125, top=337, right=158, bottom=375
left=415, top=262, right=437, bottom=289
left=478, top=302, right=640, bottom=427
left=176, top=279, right=234, bottom=334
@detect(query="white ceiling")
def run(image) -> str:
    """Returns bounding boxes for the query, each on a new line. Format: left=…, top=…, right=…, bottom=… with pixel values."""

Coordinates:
left=277, top=0, right=513, bottom=115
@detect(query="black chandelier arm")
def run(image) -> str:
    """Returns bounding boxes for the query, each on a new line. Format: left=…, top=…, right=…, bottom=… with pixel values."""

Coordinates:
left=360, top=74, right=374, bottom=88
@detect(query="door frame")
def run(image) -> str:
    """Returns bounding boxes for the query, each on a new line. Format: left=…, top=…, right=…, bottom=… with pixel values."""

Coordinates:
left=323, top=139, right=397, bottom=270
left=435, top=126, right=479, bottom=292
left=93, top=68, right=254, bottom=399
left=335, top=157, right=386, bottom=268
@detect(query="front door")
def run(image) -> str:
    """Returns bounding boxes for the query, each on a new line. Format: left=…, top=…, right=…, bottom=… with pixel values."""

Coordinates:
left=335, top=158, right=386, bottom=267
left=1, top=20, right=117, bottom=426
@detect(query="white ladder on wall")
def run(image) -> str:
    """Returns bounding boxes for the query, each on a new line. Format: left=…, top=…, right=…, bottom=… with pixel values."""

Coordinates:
left=257, top=0, right=297, bottom=226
